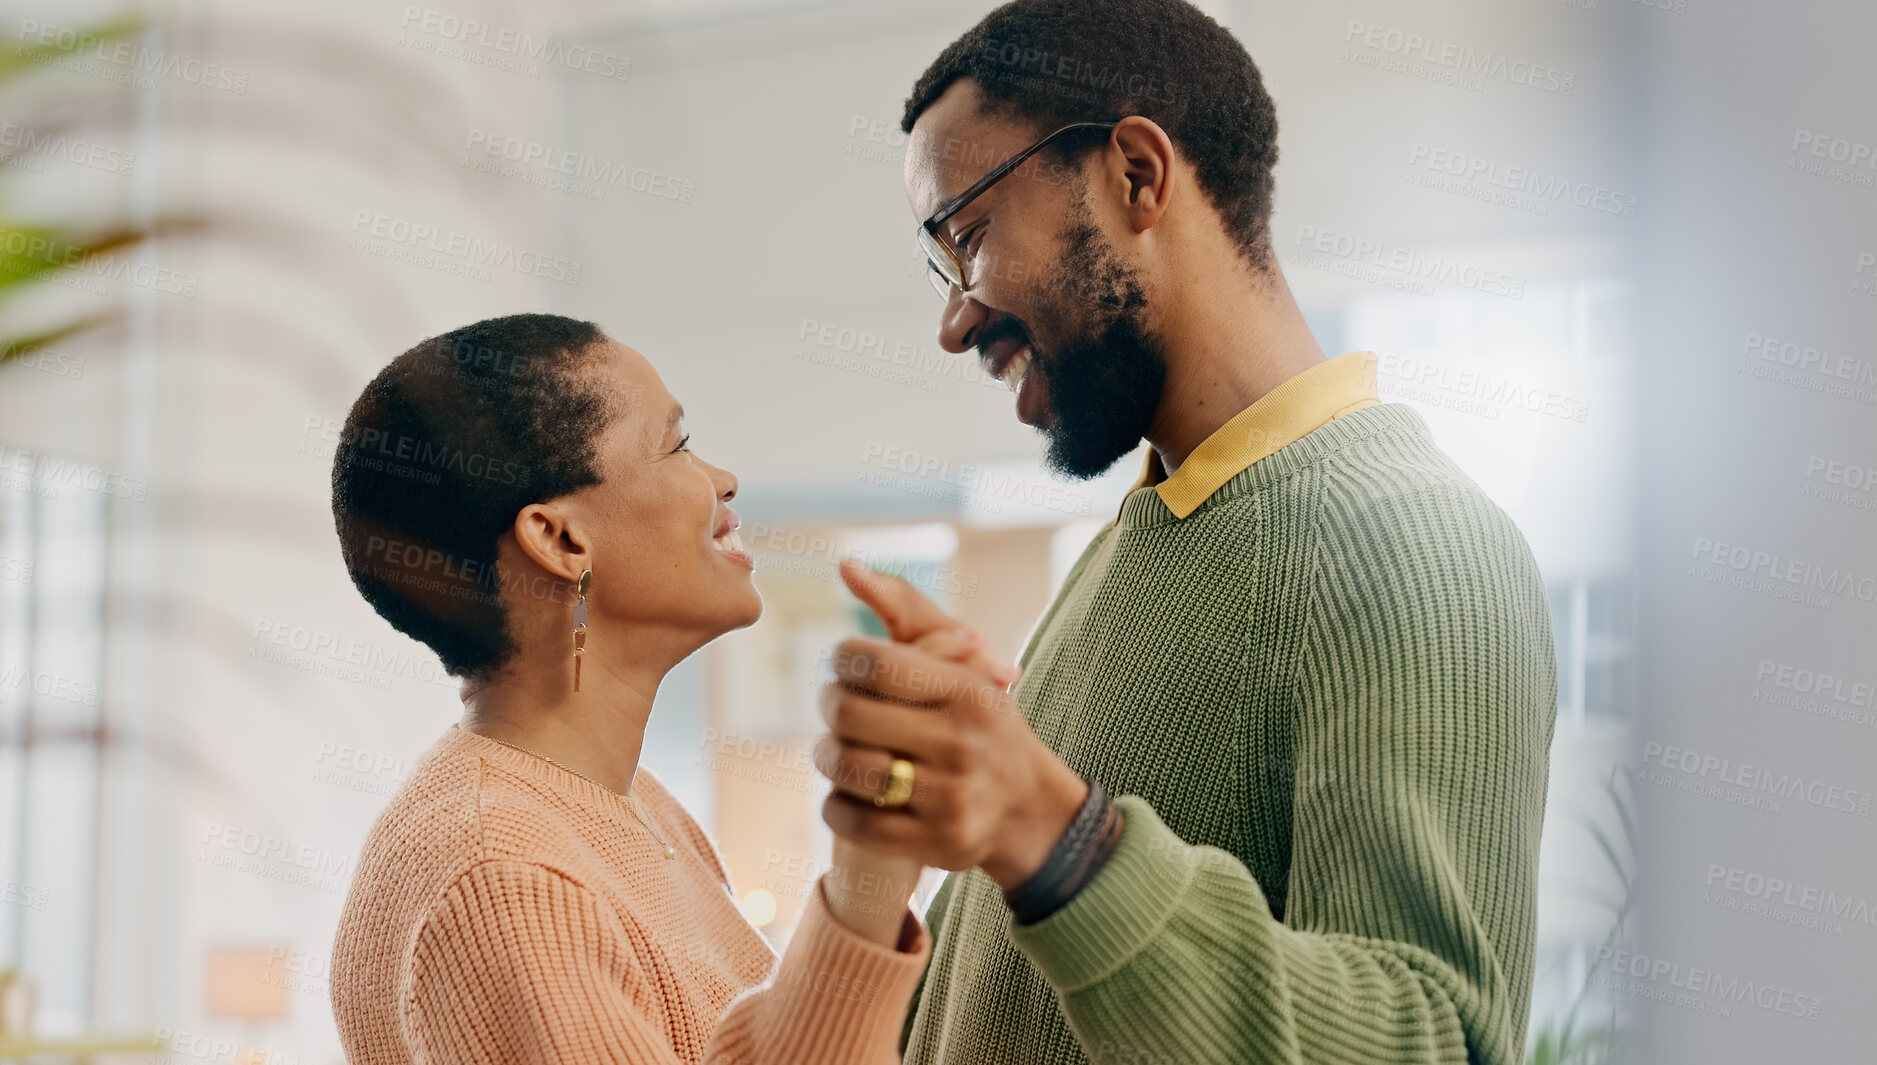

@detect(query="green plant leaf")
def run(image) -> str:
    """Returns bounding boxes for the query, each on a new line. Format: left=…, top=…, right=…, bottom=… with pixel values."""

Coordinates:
left=0, top=13, right=146, bottom=85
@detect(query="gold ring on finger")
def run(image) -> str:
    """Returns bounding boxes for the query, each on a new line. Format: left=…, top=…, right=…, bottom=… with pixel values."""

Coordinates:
left=875, top=757, right=916, bottom=809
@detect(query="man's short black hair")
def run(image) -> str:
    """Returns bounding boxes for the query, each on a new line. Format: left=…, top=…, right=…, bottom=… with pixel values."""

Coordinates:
left=330, top=313, right=616, bottom=680
left=902, top=0, right=1280, bottom=270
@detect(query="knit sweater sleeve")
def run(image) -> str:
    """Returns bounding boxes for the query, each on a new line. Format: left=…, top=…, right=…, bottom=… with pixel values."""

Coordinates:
left=1006, top=485, right=1556, bottom=1065
left=404, top=860, right=931, bottom=1065
left=897, top=872, right=957, bottom=1054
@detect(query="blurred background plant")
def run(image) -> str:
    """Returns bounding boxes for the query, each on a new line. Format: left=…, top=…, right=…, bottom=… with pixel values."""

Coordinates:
left=0, top=16, right=209, bottom=1045
left=0, top=11, right=194, bottom=370
left=1526, top=768, right=1637, bottom=1065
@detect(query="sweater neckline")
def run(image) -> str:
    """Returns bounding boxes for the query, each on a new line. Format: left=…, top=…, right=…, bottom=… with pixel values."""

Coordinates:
left=444, top=723, right=667, bottom=827
left=1115, top=403, right=1428, bottom=529
left=1126, top=351, right=1381, bottom=520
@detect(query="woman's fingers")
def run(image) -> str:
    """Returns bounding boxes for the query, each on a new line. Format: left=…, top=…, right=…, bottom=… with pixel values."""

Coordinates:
left=910, top=626, right=982, bottom=661
left=840, top=559, right=960, bottom=643
left=910, top=627, right=1023, bottom=689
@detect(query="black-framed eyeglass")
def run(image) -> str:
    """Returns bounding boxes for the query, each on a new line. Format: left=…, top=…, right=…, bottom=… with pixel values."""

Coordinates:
left=917, top=120, right=1120, bottom=299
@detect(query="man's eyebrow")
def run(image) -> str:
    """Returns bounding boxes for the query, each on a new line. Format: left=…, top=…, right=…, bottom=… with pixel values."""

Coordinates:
left=937, top=196, right=983, bottom=241
left=941, top=199, right=977, bottom=232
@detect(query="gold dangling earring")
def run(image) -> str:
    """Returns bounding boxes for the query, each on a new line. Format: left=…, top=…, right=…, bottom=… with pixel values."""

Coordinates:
left=572, top=568, right=590, bottom=692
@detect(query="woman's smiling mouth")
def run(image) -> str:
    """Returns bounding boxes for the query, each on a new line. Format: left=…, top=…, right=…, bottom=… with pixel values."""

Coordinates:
left=712, top=515, right=753, bottom=567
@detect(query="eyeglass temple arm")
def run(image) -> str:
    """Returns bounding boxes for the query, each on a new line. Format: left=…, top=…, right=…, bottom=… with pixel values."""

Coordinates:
left=927, top=121, right=1120, bottom=230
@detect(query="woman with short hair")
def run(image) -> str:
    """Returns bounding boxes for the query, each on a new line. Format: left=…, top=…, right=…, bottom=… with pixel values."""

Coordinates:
left=327, top=314, right=990, bottom=1064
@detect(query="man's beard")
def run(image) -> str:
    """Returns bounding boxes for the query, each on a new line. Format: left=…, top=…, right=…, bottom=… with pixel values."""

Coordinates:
left=1014, top=203, right=1169, bottom=481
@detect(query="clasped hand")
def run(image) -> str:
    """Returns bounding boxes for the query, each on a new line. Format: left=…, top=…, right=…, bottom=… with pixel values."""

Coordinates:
left=815, top=560, right=1089, bottom=893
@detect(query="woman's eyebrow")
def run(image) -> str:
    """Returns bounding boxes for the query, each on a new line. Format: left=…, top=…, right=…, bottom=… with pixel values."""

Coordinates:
left=643, top=404, right=685, bottom=453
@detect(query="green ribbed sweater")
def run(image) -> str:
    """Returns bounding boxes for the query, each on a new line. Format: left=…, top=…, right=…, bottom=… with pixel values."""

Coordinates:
left=901, top=403, right=1557, bottom=1065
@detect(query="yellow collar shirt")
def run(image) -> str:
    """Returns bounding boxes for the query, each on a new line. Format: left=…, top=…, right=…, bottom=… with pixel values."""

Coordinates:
left=1124, top=350, right=1381, bottom=520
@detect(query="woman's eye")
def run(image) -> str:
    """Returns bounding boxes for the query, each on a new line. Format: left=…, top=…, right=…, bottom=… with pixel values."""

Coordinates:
left=960, top=225, right=984, bottom=256
left=672, top=434, right=691, bottom=454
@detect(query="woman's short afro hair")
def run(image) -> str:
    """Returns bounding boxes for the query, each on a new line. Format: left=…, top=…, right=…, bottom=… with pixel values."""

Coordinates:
left=330, top=314, right=616, bottom=680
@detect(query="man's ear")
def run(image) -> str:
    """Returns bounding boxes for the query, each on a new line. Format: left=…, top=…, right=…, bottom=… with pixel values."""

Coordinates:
left=1108, top=116, right=1177, bottom=234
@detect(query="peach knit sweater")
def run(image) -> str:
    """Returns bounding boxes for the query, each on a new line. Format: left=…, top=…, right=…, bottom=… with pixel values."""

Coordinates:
left=331, top=724, right=930, bottom=1064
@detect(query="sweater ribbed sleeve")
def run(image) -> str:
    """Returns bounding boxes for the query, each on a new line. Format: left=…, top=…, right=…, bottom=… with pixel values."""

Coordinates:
left=405, top=860, right=931, bottom=1065
left=1005, top=481, right=1556, bottom=1065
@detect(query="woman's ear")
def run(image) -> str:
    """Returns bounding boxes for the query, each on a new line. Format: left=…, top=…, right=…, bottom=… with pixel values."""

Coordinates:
left=512, top=501, right=589, bottom=585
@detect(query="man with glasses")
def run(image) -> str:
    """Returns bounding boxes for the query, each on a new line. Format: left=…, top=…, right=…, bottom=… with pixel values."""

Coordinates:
left=813, top=3, right=1557, bottom=1064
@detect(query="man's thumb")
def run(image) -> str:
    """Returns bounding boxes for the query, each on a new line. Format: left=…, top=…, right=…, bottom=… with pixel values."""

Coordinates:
left=839, top=558, right=955, bottom=642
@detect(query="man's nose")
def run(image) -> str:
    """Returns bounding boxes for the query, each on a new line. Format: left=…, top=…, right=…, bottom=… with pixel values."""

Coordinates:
left=936, top=286, right=990, bottom=355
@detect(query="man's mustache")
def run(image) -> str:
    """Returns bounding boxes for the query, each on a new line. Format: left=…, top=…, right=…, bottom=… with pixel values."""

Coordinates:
left=974, top=316, right=1034, bottom=363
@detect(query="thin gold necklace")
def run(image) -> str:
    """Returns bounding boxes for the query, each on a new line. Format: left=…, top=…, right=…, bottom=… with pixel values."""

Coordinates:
left=476, top=732, right=677, bottom=860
